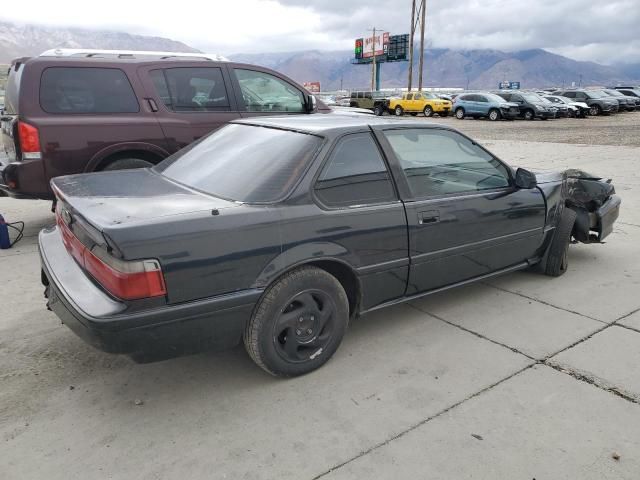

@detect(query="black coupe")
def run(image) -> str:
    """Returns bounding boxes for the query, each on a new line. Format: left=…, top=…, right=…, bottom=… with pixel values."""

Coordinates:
left=40, top=115, right=621, bottom=376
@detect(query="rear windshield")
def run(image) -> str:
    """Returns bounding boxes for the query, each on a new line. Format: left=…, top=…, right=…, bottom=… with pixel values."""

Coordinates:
left=40, top=67, right=139, bottom=114
left=156, top=124, right=323, bottom=203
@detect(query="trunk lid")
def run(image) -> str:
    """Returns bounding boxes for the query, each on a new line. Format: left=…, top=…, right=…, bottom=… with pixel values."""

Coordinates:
left=51, top=168, right=239, bottom=231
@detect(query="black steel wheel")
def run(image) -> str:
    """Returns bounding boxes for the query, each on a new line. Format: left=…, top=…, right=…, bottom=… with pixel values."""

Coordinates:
left=244, top=266, right=349, bottom=377
left=374, top=104, right=384, bottom=116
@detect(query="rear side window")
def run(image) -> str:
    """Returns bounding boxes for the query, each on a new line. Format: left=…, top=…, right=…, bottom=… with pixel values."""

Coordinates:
left=314, top=133, right=396, bottom=208
left=150, top=67, right=230, bottom=111
left=40, top=67, right=139, bottom=114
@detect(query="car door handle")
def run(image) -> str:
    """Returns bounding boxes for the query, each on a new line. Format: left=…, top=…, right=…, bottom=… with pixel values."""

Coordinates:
left=146, top=98, right=159, bottom=112
left=418, top=210, right=440, bottom=225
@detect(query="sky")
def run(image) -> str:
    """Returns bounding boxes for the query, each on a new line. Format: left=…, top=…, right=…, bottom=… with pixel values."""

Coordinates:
left=2, top=0, right=640, bottom=64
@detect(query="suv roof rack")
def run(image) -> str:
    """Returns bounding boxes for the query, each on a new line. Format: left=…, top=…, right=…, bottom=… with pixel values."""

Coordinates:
left=39, top=49, right=229, bottom=62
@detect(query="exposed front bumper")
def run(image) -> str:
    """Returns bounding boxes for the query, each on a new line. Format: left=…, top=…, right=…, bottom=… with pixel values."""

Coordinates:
left=39, top=226, right=262, bottom=362
left=596, top=194, right=621, bottom=242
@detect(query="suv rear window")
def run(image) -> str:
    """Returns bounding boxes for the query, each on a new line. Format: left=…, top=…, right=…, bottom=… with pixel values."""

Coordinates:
left=156, top=123, right=322, bottom=203
left=40, top=67, right=139, bottom=114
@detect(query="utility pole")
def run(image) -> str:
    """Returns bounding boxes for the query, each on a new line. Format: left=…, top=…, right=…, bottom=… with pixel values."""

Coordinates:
left=407, top=1, right=416, bottom=91
left=371, top=27, right=377, bottom=91
left=418, top=0, right=426, bottom=91
left=407, top=0, right=426, bottom=91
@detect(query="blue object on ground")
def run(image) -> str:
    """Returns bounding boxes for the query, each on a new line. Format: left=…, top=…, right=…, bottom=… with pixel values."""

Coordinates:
left=0, top=214, right=11, bottom=249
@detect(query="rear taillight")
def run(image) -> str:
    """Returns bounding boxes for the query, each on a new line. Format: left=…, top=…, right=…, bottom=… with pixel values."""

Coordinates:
left=56, top=207, right=166, bottom=300
left=17, top=121, right=41, bottom=159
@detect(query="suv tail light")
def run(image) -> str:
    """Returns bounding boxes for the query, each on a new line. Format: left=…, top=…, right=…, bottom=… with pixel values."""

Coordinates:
left=56, top=207, right=166, bottom=300
left=17, top=121, right=42, bottom=159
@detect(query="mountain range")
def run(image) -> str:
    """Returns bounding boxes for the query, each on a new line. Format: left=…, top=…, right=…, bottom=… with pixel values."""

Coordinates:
left=1, top=20, right=638, bottom=90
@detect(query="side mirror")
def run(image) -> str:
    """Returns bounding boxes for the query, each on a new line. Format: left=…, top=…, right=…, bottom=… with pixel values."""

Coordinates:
left=515, top=168, right=537, bottom=189
left=305, top=94, right=317, bottom=113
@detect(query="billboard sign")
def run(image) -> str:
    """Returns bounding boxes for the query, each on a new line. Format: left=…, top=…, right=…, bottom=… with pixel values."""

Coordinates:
left=498, top=81, right=521, bottom=90
left=303, top=81, right=321, bottom=93
left=362, top=32, right=389, bottom=58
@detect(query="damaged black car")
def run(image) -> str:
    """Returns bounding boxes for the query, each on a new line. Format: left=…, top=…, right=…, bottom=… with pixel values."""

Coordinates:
left=39, top=116, right=621, bottom=376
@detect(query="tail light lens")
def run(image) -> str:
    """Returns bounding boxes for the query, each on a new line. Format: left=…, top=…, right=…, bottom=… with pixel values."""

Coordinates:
left=56, top=207, right=166, bottom=300
left=17, top=121, right=42, bottom=159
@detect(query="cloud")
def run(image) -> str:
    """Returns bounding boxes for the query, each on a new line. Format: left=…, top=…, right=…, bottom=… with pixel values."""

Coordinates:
left=1, top=0, right=639, bottom=63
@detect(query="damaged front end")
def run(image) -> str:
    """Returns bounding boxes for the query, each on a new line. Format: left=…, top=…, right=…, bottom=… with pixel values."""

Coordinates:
left=564, top=169, right=621, bottom=243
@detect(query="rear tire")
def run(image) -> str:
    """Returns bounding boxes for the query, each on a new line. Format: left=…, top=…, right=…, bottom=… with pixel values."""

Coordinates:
left=244, top=266, right=349, bottom=377
left=543, top=208, right=577, bottom=277
left=455, top=108, right=465, bottom=119
left=395, top=106, right=404, bottom=116
left=423, top=105, right=434, bottom=117
left=101, top=158, right=154, bottom=171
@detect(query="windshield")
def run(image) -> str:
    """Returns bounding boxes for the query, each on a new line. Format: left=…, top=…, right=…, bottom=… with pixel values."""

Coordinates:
left=521, top=93, right=543, bottom=102
left=485, top=93, right=508, bottom=103
left=156, top=124, right=323, bottom=203
left=604, top=90, right=623, bottom=97
left=586, top=90, right=607, bottom=99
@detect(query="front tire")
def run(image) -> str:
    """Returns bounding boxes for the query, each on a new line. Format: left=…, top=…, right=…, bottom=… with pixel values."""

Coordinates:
left=455, top=107, right=465, bottom=119
left=488, top=109, right=500, bottom=121
left=374, top=105, right=384, bottom=116
left=543, top=208, right=577, bottom=277
left=395, top=106, right=404, bottom=116
left=423, top=105, right=434, bottom=117
left=244, top=266, right=349, bottom=377
left=589, top=104, right=600, bottom=116
left=523, top=109, right=535, bottom=121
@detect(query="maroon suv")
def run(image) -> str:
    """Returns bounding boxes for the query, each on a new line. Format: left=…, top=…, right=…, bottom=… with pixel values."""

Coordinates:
left=0, top=50, right=328, bottom=199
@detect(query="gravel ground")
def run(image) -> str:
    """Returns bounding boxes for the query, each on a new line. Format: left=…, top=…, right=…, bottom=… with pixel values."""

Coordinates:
left=1, top=114, right=640, bottom=479
left=418, top=110, right=640, bottom=147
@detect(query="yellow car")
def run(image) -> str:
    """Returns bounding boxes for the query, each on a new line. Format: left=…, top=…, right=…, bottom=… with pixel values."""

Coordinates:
left=388, top=92, right=452, bottom=117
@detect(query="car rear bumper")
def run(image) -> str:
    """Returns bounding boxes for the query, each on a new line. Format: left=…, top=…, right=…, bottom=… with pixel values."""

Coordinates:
left=0, top=160, right=52, bottom=199
left=39, top=226, right=262, bottom=362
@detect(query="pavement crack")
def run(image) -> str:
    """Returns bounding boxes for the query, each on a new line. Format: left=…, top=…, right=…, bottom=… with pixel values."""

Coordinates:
left=482, top=282, right=604, bottom=323
left=407, top=303, right=536, bottom=361
left=310, top=363, right=535, bottom=479
left=543, top=362, right=640, bottom=405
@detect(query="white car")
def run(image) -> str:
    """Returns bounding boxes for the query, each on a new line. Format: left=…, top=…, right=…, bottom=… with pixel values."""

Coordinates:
left=544, top=95, right=590, bottom=118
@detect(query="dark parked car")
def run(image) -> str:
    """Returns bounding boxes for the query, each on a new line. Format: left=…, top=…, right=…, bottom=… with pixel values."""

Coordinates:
left=493, top=91, right=556, bottom=120
left=613, top=88, right=640, bottom=109
left=0, top=49, right=328, bottom=200
left=40, top=115, right=621, bottom=376
left=603, top=89, right=638, bottom=111
left=452, top=92, right=520, bottom=120
left=555, top=89, right=619, bottom=116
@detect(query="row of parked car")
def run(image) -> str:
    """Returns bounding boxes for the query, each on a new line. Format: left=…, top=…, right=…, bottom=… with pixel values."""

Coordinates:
left=451, top=87, right=640, bottom=121
left=346, top=86, right=640, bottom=120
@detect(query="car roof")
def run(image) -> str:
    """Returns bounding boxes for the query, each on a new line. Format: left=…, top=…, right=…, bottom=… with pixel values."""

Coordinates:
left=232, top=114, right=448, bottom=135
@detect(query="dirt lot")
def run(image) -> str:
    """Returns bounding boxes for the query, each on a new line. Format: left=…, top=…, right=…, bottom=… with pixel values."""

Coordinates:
left=1, top=113, right=640, bottom=479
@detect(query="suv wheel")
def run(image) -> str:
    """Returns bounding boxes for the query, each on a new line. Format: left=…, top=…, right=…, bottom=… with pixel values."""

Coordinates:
left=523, top=109, right=535, bottom=121
left=455, top=108, right=465, bottom=119
left=244, top=266, right=349, bottom=377
left=395, top=106, right=404, bottom=116
left=488, top=109, right=500, bottom=121
left=374, top=105, right=384, bottom=116
left=423, top=105, right=434, bottom=117
left=589, top=104, right=601, bottom=116
left=101, top=158, right=154, bottom=171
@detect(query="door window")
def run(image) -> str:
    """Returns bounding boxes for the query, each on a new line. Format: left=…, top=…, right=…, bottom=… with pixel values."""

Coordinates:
left=234, top=69, right=305, bottom=112
left=476, top=95, right=488, bottom=103
left=383, top=128, right=511, bottom=197
left=40, top=67, right=139, bottom=114
left=406, top=94, right=414, bottom=100
left=414, top=94, right=423, bottom=100
left=150, top=68, right=230, bottom=112
left=314, top=133, right=396, bottom=208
